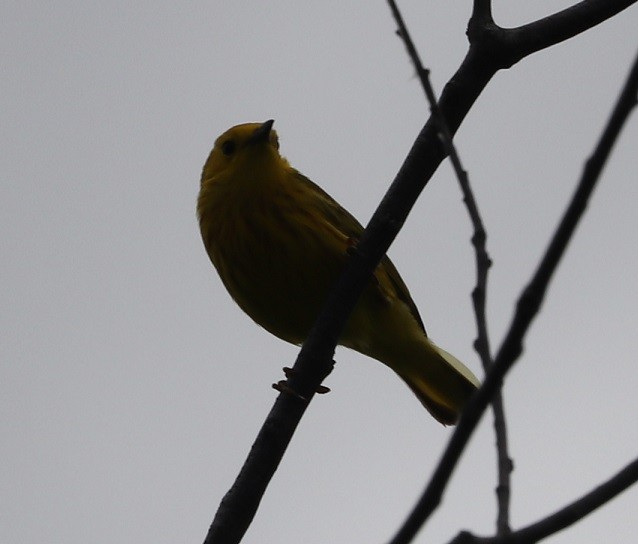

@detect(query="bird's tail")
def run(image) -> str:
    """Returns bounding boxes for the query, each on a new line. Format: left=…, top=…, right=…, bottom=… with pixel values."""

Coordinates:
left=396, top=340, right=480, bottom=425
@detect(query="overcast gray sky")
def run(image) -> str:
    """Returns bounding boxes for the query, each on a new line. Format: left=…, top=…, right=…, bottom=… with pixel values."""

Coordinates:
left=2, top=2, right=638, bottom=543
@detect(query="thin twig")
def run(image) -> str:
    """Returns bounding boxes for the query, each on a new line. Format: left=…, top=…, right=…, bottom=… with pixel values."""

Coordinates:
left=387, top=0, right=512, bottom=534
left=471, top=0, right=493, bottom=24
left=450, top=455, right=638, bottom=544
left=388, top=42, right=638, bottom=544
left=496, top=455, right=638, bottom=544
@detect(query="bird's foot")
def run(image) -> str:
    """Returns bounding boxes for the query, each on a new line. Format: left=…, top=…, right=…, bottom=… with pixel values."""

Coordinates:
left=272, top=379, right=307, bottom=400
left=272, top=367, right=331, bottom=399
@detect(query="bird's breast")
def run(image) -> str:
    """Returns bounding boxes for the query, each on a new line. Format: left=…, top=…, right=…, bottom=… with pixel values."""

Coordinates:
left=198, top=181, right=346, bottom=343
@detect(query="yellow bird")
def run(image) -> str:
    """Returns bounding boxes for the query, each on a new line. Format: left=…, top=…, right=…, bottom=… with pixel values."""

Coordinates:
left=197, top=120, right=479, bottom=424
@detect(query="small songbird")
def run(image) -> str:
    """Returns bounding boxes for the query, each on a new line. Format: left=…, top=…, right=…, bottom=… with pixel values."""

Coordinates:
left=197, top=120, right=479, bottom=424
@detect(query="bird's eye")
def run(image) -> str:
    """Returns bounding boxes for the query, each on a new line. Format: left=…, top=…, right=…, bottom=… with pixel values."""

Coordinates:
left=221, top=140, right=236, bottom=156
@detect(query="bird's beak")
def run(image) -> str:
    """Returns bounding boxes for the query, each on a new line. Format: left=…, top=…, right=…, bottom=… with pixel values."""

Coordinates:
left=248, top=119, right=274, bottom=144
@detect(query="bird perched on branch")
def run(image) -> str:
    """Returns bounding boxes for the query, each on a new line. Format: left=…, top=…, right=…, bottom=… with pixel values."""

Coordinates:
left=197, top=120, right=479, bottom=424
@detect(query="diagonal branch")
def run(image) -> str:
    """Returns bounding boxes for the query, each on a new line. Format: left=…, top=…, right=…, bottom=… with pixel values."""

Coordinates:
left=387, top=44, right=638, bottom=544
left=451, top=455, right=638, bottom=544
left=497, top=455, right=638, bottom=544
left=507, top=0, right=638, bottom=63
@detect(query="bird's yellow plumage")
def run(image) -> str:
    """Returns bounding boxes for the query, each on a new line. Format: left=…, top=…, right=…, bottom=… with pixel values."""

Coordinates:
left=198, top=120, right=479, bottom=424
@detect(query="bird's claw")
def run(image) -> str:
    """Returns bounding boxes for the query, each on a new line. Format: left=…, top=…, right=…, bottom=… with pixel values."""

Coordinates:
left=273, top=367, right=331, bottom=398
left=272, top=380, right=307, bottom=401
left=283, top=366, right=331, bottom=394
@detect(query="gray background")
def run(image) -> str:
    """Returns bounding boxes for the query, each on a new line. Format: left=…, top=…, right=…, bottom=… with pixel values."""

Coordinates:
left=2, top=2, right=637, bottom=543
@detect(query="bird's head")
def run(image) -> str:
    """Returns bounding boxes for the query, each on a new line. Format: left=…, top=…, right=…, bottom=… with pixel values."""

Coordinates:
left=201, top=120, right=284, bottom=184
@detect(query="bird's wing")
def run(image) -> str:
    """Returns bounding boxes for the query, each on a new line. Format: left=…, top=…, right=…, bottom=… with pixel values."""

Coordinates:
left=377, top=255, right=426, bottom=333
left=293, top=171, right=426, bottom=334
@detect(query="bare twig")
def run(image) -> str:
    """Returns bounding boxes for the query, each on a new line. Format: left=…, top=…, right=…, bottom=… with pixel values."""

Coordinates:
left=387, top=0, right=511, bottom=534
left=471, top=0, right=493, bottom=25
left=504, top=0, right=638, bottom=63
left=450, top=455, right=638, bottom=544
left=388, top=43, right=638, bottom=544
left=496, top=455, right=638, bottom=544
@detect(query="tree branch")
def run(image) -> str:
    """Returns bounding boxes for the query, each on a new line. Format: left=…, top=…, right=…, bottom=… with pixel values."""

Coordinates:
left=466, top=0, right=637, bottom=70
left=451, top=456, right=638, bottom=544
left=471, top=0, right=493, bottom=25
left=502, top=456, right=638, bottom=544
left=203, top=3, right=638, bottom=542
left=387, top=0, right=511, bottom=534
left=387, top=43, right=638, bottom=544
left=508, top=0, right=638, bottom=63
